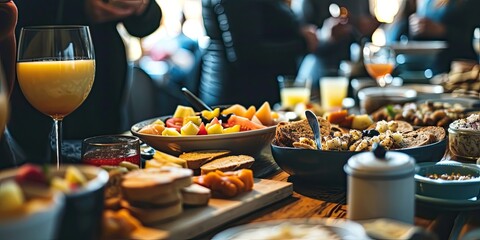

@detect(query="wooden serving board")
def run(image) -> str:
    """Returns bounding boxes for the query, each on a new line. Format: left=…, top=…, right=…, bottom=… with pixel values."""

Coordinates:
left=151, top=178, right=293, bottom=239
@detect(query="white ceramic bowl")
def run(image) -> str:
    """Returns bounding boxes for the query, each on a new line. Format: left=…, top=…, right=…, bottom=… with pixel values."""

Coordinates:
left=0, top=170, right=65, bottom=240
left=358, top=87, right=417, bottom=114
left=131, top=116, right=276, bottom=156
left=212, top=218, right=369, bottom=240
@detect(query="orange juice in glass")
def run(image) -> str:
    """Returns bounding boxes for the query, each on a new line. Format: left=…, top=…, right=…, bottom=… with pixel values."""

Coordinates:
left=320, top=76, right=348, bottom=111
left=363, top=42, right=396, bottom=87
left=17, top=60, right=94, bottom=119
left=278, top=75, right=311, bottom=109
left=17, top=25, right=95, bottom=168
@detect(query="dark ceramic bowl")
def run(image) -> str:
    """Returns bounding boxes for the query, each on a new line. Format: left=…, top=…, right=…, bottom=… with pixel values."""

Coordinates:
left=271, top=139, right=447, bottom=186
left=52, top=164, right=109, bottom=240
left=415, top=161, right=480, bottom=200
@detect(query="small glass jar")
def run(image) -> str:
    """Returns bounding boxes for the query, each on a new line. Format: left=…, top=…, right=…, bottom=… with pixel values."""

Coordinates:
left=448, top=127, right=480, bottom=160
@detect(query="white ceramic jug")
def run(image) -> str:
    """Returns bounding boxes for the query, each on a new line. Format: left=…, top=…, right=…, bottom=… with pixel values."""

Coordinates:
left=344, top=144, right=416, bottom=224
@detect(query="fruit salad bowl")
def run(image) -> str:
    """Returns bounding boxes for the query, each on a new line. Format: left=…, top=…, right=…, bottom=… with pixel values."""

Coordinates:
left=132, top=116, right=277, bottom=157
left=131, top=103, right=282, bottom=157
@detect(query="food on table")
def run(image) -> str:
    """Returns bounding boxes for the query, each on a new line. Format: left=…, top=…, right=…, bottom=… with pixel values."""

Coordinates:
left=448, top=114, right=480, bottom=159
left=138, top=102, right=279, bottom=136
left=427, top=173, right=476, bottom=180
left=326, top=110, right=374, bottom=130
left=194, top=169, right=254, bottom=198
left=274, top=118, right=446, bottom=151
left=432, top=62, right=480, bottom=97
left=399, top=126, right=445, bottom=148
left=179, top=150, right=231, bottom=170
left=120, top=167, right=193, bottom=224
left=226, top=222, right=342, bottom=240
left=371, top=101, right=465, bottom=128
left=101, top=209, right=169, bottom=240
left=274, top=116, right=331, bottom=148
left=181, top=183, right=211, bottom=206
left=0, top=165, right=59, bottom=222
left=200, top=155, right=255, bottom=175
left=152, top=150, right=187, bottom=168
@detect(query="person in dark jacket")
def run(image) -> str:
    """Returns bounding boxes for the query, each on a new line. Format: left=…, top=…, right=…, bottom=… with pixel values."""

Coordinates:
left=199, top=0, right=317, bottom=108
left=9, top=0, right=161, bottom=164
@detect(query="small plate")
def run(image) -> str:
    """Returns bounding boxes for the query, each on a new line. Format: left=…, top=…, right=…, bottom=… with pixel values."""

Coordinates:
left=415, top=194, right=480, bottom=211
left=212, top=218, right=370, bottom=240
left=388, top=41, right=447, bottom=55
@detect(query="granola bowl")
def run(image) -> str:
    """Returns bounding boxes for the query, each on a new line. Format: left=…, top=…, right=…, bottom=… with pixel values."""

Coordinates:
left=271, top=139, right=446, bottom=187
left=448, top=114, right=480, bottom=160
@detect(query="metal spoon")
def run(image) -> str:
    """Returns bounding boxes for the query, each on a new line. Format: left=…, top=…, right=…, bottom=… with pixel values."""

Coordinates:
left=181, top=87, right=213, bottom=112
left=305, top=110, right=322, bottom=150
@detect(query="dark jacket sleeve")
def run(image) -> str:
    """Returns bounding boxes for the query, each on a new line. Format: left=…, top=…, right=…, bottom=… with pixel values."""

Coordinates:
left=217, top=0, right=307, bottom=71
left=123, top=0, right=162, bottom=37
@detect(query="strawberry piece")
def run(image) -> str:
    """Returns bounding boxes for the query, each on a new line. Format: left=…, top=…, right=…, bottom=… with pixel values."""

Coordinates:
left=15, top=164, right=47, bottom=185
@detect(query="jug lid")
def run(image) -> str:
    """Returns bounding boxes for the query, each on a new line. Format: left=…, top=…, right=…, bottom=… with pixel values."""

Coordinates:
left=344, top=143, right=415, bottom=179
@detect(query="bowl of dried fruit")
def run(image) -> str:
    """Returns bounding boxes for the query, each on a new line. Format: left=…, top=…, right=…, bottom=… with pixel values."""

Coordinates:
left=415, top=161, right=480, bottom=200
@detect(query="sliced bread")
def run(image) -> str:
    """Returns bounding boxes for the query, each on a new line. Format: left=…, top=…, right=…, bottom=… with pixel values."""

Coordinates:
left=200, top=155, right=255, bottom=175
left=274, top=117, right=331, bottom=147
left=398, top=130, right=435, bottom=149
left=416, top=126, right=446, bottom=142
left=179, top=150, right=231, bottom=169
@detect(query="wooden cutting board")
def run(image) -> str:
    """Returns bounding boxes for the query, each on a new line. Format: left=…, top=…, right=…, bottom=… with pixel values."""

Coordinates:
left=151, top=178, right=293, bottom=239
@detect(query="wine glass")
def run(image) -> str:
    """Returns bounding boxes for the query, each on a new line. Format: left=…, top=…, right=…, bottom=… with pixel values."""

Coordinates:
left=473, top=27, right=480, bottom=63
left=17, top=26, right=95, bottom=168
left=363, top=42, right=396, bottom=87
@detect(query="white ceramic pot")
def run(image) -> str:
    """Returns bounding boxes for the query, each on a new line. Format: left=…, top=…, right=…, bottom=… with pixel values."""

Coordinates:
left=344, top=145, right=416, bottom=224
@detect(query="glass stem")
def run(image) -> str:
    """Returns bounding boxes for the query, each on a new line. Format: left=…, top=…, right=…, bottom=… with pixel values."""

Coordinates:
left=53, top=119, right=63, bottom=169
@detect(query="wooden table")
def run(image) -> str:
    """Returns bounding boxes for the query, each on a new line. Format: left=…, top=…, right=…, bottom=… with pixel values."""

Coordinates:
left=198, top=149, right=480, bottom=240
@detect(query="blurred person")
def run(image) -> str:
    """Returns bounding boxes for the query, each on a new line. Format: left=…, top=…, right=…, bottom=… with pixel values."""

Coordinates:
left=199, top=0, right=317, bottom=108
left=295, top=0, right=379, bottom=99
left=10, top=0, right=161, bottom=163
left=386, top=0, right=478, bottom=74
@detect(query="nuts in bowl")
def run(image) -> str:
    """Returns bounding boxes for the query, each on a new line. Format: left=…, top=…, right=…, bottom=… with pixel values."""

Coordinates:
left=448, top=114, right=480, bottom=160
left=415, top=162, right=480, bottom=200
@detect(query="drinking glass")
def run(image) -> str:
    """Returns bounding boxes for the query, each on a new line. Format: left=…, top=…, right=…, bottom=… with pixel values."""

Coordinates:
left=0, top=63, right=8, bottom=136
left=81, top=135, right=141, bottom=167
left=473, top=27, right=480, bottom=63
left=17, top=26, right=95, bottom=168
left=277, top=75, right=311, bottom=109
left=363, top=42, right=396, bottom=87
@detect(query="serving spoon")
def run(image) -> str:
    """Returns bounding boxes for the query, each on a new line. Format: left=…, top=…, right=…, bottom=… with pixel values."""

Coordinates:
left=305, top=110, right=323, bottom=150
left=181, top=87, right=213, bottom=112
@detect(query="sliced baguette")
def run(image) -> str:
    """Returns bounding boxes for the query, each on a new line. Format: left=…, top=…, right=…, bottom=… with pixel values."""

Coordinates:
left=181, top=183, right=211, bottom=206
left=200, top=155, right=255, bottom=175
left=179, top=150, right=231, bottom=169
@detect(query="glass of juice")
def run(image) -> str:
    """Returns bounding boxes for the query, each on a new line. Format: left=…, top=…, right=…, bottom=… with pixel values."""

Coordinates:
left=277, top=75, right=311, bottom=109
left=363, top=42, right=396, bottom=87
left=17, top=26, right=95, bottom=168
left=81, top=135, right=141, bottom=167
left=320, top=76, right=349, bottom=112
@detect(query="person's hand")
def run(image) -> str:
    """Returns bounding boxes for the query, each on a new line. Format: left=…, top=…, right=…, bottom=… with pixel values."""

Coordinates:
left=318, top=17, right=352, bottom=43
left=300, top=25, right=318, bottom=53
left=409, top=14, right=446, bottom=39
left=85, top=0, right=149, bottom=23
